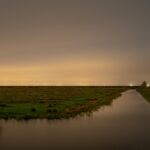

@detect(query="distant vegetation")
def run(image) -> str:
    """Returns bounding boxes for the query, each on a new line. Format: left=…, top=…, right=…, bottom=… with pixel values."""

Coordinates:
left=137, top=87, right=150, bottom=103
left=0, top=86, right=128, bottom=119
left=140, top=81, right=148, bottom=88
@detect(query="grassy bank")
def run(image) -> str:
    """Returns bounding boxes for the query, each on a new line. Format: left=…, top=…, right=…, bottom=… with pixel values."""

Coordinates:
left=137, top=87, right=150, bottom=102
left=0, top=86, right=128, bottom=119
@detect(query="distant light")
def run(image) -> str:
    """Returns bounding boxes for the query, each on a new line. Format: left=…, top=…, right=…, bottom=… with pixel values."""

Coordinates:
left=147, top=84, right=150, bottom=87
left=129, top=83, right=134, bottom=87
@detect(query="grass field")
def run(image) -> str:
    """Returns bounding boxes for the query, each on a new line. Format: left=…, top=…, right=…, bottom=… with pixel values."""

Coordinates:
left=0, top=86, right=128, bottom=119
left=137, top=87, right=150, bottom=102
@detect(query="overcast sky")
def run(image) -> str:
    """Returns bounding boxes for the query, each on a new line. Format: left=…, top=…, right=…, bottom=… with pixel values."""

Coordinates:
left=0, top=0, right=150, bottom=85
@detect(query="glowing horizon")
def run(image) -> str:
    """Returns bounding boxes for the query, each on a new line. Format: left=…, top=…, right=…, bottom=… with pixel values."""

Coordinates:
left=0, top=0, right=149, bottom=85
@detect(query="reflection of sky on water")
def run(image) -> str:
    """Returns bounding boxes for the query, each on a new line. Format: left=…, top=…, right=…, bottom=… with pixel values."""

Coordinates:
left=0, top=90, right=150, bottom=150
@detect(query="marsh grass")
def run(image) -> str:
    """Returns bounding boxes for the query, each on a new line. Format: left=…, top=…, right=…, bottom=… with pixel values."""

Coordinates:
left=137, top=87, right=150, bottom=102
left=0, top=103, right=7, bottom=107
left=0, top=86, right=128, bottom=119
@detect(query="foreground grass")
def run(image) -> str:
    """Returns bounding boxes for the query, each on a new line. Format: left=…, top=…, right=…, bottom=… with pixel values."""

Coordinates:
left=137, top=87, right=150, bottom=102
left=0, top=86, right=128, bottom=119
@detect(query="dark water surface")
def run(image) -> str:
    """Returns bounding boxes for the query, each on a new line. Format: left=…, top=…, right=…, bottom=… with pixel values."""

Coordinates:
left=0, top=90, right=150, bottom=150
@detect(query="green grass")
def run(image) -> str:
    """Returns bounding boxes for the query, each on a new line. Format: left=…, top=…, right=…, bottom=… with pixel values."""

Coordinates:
left=137, top=87, right=150, bottom=102
left=0, top=86, right=128, bottom=119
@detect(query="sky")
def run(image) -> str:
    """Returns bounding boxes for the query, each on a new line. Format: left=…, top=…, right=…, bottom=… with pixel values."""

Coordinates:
left=0, top=0, right=150, bottom=85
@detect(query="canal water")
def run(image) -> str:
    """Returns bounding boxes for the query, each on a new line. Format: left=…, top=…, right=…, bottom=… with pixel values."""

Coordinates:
left=0, top=90, right=150, bottom=150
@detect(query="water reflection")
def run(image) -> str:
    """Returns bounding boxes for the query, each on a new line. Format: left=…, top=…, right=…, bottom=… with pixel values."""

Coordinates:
left=0, top=125, right=2, bottom=135
left=0, top=90, right=150, bottom=150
